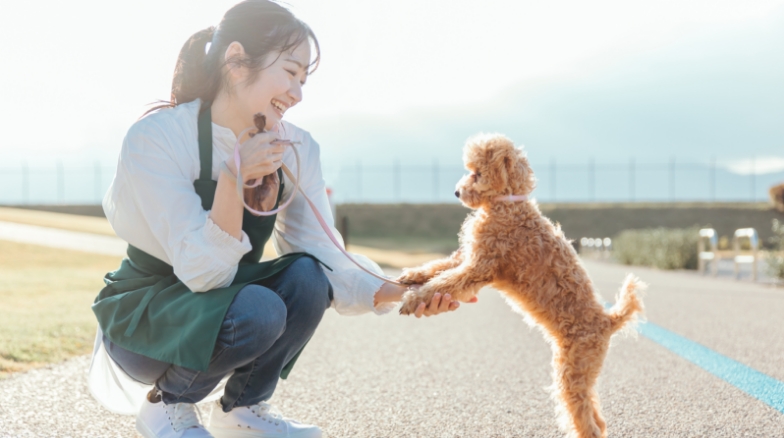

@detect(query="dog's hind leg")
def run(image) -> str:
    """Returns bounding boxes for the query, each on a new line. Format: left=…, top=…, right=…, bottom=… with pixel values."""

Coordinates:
left=589, top=388, right=606, bottom=437
left=552, top=337, right=609, bottom=438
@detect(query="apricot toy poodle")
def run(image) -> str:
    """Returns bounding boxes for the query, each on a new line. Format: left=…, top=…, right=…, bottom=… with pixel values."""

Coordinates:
left=397, top=133, right=645, bottom=438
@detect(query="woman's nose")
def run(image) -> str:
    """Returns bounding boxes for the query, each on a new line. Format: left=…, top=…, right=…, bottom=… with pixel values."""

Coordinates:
left=288, top=81, right=303, bottom=105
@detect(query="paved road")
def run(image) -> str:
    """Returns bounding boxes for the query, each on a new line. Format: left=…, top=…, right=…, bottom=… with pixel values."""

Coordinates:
left=0, top=221, right=126, bottom=257
left=2, top=261, right=783, bottom=437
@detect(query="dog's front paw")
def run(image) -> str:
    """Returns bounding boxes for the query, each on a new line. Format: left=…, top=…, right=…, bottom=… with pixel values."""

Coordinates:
left=399, top=288, right=426, bottom=315
left=396, top=268, right=432, bottom=286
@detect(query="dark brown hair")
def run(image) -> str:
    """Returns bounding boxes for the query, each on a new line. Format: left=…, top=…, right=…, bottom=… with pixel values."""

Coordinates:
left=146, top=0, right=319, bottom=115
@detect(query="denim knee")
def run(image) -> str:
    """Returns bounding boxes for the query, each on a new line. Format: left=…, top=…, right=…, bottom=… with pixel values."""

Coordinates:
left=284, top=257, right=332, bottom=317
left=224, top=285, right=287, bottom=352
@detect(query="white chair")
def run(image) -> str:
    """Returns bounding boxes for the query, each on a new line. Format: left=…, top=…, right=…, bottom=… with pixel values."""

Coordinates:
left=733, top=228, right=759, bottom=281
left=698, top=228, right=718, bottom=276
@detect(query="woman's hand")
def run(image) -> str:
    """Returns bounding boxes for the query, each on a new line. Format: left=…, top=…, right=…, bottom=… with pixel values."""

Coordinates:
left=226, top=131, right=286, bottom=182
left=412, top=291, right=459, bottom=318
left=373, top=282, right=477, bottom=318
left=407, top=285, right=478, bottom=318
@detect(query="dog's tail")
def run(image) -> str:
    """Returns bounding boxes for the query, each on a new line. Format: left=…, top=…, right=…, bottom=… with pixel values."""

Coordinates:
left=607, top=273, right=646, bottom=334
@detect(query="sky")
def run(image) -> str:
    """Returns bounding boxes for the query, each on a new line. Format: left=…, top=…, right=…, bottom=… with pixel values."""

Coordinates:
left=0, top=0, right=782, bottom=172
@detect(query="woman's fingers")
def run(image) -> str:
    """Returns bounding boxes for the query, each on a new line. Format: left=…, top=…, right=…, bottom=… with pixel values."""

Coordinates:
left=438, top=294, right=452, bottom=313
left=247, top=131, right=277, bottom=144
left=414, top=302, right=426, bottom=318
left=266, top=152, right=284, bottom=163
left=426, top=293, right=442, bottom=317
left=240, top=143, right=287, bottom=180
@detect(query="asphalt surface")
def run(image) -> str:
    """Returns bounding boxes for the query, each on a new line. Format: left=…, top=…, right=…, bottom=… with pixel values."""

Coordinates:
left=1, top=261, right=783, bottom=437
left=0, top=221, right=126, bottom=257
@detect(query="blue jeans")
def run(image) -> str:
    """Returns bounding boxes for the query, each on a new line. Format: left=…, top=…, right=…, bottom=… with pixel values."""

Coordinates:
left=104, top=257, right=332, bottom=412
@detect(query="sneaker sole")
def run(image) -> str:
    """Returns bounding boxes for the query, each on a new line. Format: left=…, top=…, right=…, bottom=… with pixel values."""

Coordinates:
left=135, top=418, right=157, bottom=438
left=208, top=426, right=322, bottom=438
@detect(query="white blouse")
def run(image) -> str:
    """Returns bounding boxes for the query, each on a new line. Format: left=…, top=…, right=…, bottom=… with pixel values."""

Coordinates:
left=89, top=99, right=395, bottom=416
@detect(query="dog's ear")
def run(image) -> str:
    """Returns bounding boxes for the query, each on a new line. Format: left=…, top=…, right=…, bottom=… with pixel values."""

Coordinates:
left=489, top=146, right=516, bottom=192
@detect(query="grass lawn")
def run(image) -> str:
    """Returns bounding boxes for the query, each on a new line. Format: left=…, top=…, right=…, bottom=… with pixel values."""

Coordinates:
left=0, top=240, right=122, bottom=378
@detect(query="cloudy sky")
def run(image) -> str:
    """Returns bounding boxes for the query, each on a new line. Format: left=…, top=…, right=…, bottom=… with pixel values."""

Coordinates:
left=0, top=0, right=782, bottom=172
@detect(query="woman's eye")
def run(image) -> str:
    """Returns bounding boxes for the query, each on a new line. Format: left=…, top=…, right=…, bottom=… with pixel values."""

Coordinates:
left=285, top=69, right=296, bottom=77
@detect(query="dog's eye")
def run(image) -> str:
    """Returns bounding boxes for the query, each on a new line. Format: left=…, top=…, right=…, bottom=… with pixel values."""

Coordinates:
left=473, top=171, right=481, bottom=178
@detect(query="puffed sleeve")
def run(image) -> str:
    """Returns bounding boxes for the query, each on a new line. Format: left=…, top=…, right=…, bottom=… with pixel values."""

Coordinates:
left=273, top=132, right=397, bottom=315
left=104, top=117, right=252, bottom=292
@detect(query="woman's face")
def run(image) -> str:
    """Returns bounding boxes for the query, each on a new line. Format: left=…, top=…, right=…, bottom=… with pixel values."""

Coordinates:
left=231, top=40, right=311, bottom=131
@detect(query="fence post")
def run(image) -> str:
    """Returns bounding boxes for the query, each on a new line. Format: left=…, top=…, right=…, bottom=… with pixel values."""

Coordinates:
left=393, top=159, right=400, bottom=201
left=710, top=156, right=716, bottom=202
left=629, top=157, right=635, bottom=202
left=22, top=161, right=29, bottom=204
left=340, top=216, right=349, bottom=248
left=57, top=159, right=64, bottom=204
left=669, top=156, right=675, bottom=202
left=433, top=159, right=439, bottom=202
left=356, top=160, right=362, bottom=202
left=589, top=157, right=595, bottom=202
left=550, top=158, right=556, bottom=201
left=750, top=157, right=756, bottom=202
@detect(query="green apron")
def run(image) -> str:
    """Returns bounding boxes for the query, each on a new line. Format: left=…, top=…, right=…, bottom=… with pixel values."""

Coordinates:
left=92, top=105, right=325, bottom=377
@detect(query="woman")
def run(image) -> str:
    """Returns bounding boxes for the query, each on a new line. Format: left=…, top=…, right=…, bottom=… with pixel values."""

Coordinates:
left=88, top=1, right=467, bottom=437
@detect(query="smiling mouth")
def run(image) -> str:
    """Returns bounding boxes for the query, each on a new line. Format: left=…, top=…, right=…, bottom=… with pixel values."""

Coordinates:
left=271, top=99, right=288, bottom=115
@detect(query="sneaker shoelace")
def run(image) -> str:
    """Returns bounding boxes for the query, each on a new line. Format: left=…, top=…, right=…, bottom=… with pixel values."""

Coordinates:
left=165, top=403, right=204, bottom=432
left=249, top=401, right=283, bottom=426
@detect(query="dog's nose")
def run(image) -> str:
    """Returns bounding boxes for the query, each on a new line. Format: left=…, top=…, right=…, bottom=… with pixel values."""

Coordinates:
left=454, top=190, right=460, bottom=198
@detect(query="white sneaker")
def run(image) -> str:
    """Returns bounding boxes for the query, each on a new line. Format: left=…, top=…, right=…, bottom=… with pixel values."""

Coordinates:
left=208, top=400, right=322, bottom=438
left=136, top=390, right=213, bottom=438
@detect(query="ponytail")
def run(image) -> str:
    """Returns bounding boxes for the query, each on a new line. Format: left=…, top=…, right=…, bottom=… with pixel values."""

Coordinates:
left=171, top=27, right=219, bottom=106
left=144, top=0, right=320, bottom=117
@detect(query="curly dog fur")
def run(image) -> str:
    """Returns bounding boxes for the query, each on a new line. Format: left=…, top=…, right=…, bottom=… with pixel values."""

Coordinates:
left=397, top=133, right=645, bottom=438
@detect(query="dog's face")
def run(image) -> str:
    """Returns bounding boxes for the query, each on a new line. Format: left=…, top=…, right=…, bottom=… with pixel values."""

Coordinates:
left=454, top=133, right=536, bottom=209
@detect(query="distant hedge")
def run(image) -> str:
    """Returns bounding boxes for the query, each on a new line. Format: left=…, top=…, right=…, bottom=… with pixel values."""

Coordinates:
left=613, top=227, right=700, bottom=270
left=766, top=219, right=784, bottom=281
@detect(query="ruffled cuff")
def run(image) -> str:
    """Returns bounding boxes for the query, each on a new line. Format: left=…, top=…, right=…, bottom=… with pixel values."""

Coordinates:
left=202, top=215, right=253, bottom=260
left=356, top=272, right=398, bottom=315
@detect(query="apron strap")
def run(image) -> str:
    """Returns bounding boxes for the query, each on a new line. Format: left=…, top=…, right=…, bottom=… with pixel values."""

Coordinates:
left=197, top=106, right=213, bottom=181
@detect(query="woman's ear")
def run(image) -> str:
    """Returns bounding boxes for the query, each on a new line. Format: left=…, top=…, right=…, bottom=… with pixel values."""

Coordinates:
left=224, top=42, right=247, bottom=82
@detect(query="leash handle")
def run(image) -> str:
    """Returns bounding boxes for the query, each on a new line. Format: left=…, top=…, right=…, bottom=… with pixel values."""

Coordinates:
left=231, top=127, right=405, bottom=287
left=232, top=128, right=301, bottom=217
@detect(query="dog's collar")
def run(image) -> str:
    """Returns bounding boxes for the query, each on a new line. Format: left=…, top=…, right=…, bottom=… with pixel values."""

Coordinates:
left=496, top=194, right=529, bottom=202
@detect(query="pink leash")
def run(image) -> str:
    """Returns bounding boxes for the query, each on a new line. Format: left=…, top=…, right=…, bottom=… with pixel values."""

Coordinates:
left=232, top=131, right=405, bottom=287
left=231, top=129, right=531, bottom=287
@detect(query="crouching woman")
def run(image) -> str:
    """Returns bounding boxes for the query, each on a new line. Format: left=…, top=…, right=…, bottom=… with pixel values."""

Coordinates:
left=88, top=1, right=463, bottom=437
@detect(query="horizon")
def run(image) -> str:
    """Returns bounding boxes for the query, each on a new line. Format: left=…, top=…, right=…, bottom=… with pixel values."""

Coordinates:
left=0, top=0, right=782, bottom=179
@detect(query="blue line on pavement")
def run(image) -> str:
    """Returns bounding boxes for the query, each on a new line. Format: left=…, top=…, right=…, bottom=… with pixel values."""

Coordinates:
left=636, top=321, right=784, bottom=414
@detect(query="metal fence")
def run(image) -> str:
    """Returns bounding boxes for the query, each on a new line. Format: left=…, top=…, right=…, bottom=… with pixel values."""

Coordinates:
left=1, top=158, right=782, bottom=205
left=322, top=159, right=784, bottom=204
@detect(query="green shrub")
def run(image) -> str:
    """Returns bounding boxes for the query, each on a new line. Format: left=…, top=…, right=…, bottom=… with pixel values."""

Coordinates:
left=613, top=227, right=700, bottom=270
left=766, top=219, right=784, bottom=282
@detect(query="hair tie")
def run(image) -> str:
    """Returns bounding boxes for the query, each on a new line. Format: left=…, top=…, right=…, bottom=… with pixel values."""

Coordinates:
left=205, top=27, right=219, bottom=55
